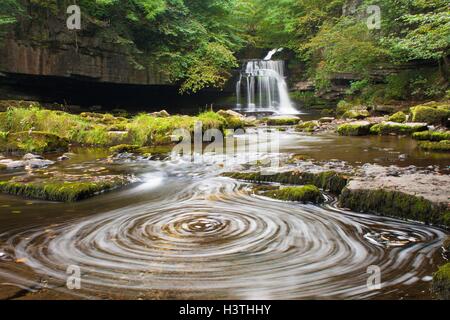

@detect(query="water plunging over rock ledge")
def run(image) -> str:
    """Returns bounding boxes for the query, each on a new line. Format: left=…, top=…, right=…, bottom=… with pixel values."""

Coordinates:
left=236, top=59, right=299, bottom=115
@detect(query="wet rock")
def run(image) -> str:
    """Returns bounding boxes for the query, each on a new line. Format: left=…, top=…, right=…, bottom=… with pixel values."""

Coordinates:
left=370, top=121, right=428, bottom=135
left=57, top=155, right=69, bottom=161
left=26, top=159, right=55, bottom=169
left=339, top=167, right=450, bottom=227
left=149, top=110, right=170, bottom=118
left=264, top=115, right=300, bottom=126
left=257, top=185, right=324, bottom=203
left=22, top=153, right=44, bottom=160
left=295, top=120, right=319, bottom=132
left=319, top=117, right=335, bottom=123
left=337, top=121, right=372, bottom=136
left=2, top=160, right=26, bottom=169
left=0, top=172, right=135, bottom=202
left=432, top=263, right=450, bottom=300
left=388, top=111, right=407, bottom=123
left=418, top=140, right=450, bottom=152
left=224, top=169, right=349, bottom=195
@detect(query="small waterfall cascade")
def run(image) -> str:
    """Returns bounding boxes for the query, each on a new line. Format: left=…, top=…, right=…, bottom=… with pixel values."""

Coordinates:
left=236, top=52, right=298, bottom=114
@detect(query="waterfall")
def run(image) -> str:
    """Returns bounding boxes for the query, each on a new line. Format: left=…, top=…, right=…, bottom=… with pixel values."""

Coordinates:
left=236, top=58, right=298, bottom=114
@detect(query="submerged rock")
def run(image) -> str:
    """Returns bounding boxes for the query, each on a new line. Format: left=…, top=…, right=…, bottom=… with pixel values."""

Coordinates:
left=418, top=140, right=450, bottom=152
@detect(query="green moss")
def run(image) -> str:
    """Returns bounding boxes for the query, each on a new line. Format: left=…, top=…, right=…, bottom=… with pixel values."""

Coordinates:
left=0, top=131, right=69, bottom=153
left=339, top=188, right=449, bottom=227
left=342, top=109, right=370, bottom=119
left=109, top=144, right=141, bottom=154
left=432, top=263, right=450, bottom=300
left=370, top=122, right=428, bottom=135
left=265, top=117, right=300, bottom=126
left=0, top=164, right=7, bottom=170
left=418, top=140, right=450, bottom=151
left=0, top=177, right=129, bottom=202
left=260, top=185, right=323, bottom=203
left=388, top=111, right=407, bottom=123
left=224, top=170, right=348, bottom=195
left=295, top=121, right=319, bottom=132
left=410, top=105, right=450, bottom=125
left=412, top=131, right=450, bottom=141
left=337, top=121, right=372, bottom=136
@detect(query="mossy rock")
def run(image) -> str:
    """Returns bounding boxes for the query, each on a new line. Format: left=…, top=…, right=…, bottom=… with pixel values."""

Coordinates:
left=370, top=122, right=428, bottom=135
left=0, top=131, right=69, bottom=154
left=410, top=105, right=450, bottom=125
left=342, top=109, right=370, bottom=120
left=109, top=144, right=141, bottom=154
left=224, top=170, right=349, bottom=195
left=337, top=121, right=372, bottom=136
left=0, top=176, right=130, bottom=202
left=295, top=121, right=319, bottom=132
left=339, top=188, right=449, bottom=227
left=432, top=263, right=450, bottom=300
left=412, top=131, right=450, bottom=141
left=259, top=185, right=324, bottom=203
left=388, top=111, right=407, bottom=123
left=265, top=116, right=300, bottom=126
left=418, top=140, right=450, bottom=152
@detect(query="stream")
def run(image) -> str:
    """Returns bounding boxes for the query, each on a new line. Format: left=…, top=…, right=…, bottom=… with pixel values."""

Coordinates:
left=0, top=128, right=448, bottom=299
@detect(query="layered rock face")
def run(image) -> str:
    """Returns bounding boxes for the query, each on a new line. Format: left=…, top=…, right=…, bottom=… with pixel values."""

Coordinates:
left=0, top=11, right=168, bottom=86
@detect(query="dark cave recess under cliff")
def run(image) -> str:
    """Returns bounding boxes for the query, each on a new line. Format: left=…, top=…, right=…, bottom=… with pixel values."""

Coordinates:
left=0, top=72, right=237, bottom=115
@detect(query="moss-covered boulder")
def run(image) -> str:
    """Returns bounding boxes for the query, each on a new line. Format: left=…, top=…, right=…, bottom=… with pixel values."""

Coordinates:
left=410, top=105, right=450, bottom=125
left=388, top=111, right=407, bottom=123
left=295, top=120, right=319, bottom=133
left=259, top=185, right=324, bottom=203
left=0, top=173, right=132, bottom=202
left=412, top=131, right=450, bottom=141
left=264, top=115, right=300, bottom=126
left=432, top=263, right=450, bottom=300
left=217, top=109, right=254, bottom=129
left=339, top=175, right=450, bottom=227
left=109, top=144, right=141, bottom=154
left=418, top=140, right=450, bottom=151
left=0, top=131, right=69, bottom=154
left=342, top=109, right=370, bottom=120
left=337, top=121, right=372, bottom=136
left=224, top=170, right=349, bottom=195
left=370, top=122, right=428, bottom=135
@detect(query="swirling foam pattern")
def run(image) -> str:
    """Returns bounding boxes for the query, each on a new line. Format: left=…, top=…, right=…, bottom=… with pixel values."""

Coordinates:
left=0, top=158, right=447, bottom=299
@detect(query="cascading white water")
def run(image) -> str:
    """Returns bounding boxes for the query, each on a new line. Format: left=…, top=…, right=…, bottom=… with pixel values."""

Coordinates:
left=236, top=56, right=298, bottom=114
